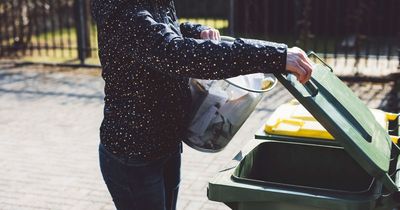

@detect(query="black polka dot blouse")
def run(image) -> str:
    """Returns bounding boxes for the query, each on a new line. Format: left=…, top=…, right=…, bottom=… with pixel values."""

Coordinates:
left=91, top=0, right=287, bottom=160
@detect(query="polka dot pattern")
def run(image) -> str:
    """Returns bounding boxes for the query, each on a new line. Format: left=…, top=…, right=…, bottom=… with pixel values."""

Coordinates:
left=91, top=0, right=287, bottom=160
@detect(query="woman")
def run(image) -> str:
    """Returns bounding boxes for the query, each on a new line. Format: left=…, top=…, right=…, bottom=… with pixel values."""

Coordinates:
left=91, top=0, right=313, bottom=209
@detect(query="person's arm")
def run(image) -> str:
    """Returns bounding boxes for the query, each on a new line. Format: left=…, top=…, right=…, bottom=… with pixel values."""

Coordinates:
left=182, top=24, right=313, bottom=83
left=125, top=10, right=287, bottom=80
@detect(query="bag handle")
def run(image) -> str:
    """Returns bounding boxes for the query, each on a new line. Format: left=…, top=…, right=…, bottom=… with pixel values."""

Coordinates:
left=224, top=77, right=278, bottom=93
left=220, top=35, right=236, bottom=42
left=220, top=36, right=278, bottom=93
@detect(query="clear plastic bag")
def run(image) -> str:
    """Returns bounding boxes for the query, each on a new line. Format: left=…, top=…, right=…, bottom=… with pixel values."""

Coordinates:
left=185, top=73, right=277, bottom=152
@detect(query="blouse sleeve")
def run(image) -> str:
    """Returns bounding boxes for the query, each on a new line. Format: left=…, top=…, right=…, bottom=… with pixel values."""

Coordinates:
left=124, top=9, right=287, bottom=80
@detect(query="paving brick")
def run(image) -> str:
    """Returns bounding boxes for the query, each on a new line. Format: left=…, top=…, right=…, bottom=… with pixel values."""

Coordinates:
left=0, top=61, right=397, bottom=210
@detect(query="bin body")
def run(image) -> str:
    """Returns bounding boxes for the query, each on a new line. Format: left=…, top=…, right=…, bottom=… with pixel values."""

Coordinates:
left=208, top=64, right=400, bottom=210
left=208, top=140, right=396, bottom=210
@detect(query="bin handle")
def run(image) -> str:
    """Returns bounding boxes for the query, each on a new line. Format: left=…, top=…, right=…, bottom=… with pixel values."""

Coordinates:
left=307, top=51, right=334, bottom=72
left=220, top=36, right=278, bottom=93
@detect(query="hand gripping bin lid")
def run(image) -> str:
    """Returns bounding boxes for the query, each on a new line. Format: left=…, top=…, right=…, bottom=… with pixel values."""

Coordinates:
left=208, top=55, right=400, bottom=210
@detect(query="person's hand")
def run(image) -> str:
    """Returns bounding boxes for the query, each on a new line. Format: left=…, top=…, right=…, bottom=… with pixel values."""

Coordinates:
left=286, top=47, right=314, bottom=84
left=200, top=28, right=221, bottom=41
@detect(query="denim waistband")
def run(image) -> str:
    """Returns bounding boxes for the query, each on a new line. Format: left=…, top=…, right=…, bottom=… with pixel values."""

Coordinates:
left=99, top=142, right=182, bottom=165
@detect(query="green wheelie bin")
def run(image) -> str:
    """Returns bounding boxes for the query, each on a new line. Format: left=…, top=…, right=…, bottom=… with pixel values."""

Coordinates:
left=208, top=62, right=400, bottom=210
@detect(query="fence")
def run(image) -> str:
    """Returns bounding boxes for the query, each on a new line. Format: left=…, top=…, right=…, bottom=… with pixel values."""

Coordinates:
left=0, top=0, right=96, bottom=65
left=234, top=0, right=400, bottom=76
left=0, top=0, right=399, bottom=75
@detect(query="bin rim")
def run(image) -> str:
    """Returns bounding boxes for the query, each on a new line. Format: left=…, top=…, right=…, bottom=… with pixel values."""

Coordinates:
left=230, top=175, right=377, bottom=196
left=231, top=171, right=377, bottom=196
left=231, top=140, right=378, bottom=196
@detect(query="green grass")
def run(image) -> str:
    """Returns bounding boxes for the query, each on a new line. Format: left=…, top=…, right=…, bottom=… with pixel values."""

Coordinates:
left=3, top=18, right=361, bottom=66
left=2, top=18, right=229, bottom=65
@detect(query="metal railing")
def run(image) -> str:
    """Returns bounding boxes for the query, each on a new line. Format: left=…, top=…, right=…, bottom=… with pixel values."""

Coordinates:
left=0, top=0, right=96, bottom=65
left=233, top=0, right=400, bottom=76
left=0, top=0, right=399, bottom=75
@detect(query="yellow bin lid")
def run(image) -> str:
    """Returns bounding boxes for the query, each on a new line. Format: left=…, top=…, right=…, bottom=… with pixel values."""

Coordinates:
left=264, top=100, right=398, bottom=143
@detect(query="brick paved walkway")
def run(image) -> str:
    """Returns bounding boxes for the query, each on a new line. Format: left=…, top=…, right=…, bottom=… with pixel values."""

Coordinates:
left=0, top=61, right=397, bottom=210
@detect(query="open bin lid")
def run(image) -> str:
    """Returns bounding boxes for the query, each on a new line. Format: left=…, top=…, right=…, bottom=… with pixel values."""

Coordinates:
left=274, top=64, right=399, bottom=192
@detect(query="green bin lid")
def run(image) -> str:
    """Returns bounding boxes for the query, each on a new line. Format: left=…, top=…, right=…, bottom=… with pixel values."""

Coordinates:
left=275, top=64, right=398, bottom=192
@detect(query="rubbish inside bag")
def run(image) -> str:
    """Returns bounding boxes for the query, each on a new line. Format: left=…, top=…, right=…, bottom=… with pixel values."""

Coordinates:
left=186, top=73, right=275, bottom=152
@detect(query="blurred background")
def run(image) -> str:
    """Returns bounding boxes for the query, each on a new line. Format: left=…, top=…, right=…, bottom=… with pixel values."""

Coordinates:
left=0, top=0, right=399, bottom=75
left=0, top=0, right=399, bottom=210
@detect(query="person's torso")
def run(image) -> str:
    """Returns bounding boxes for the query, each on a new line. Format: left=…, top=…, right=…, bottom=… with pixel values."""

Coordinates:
left=93, top=0, right=191, bottom=159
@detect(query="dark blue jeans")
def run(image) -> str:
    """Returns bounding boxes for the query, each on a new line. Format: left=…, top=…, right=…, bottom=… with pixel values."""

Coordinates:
left=99, top=144, right=181, bottom=210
